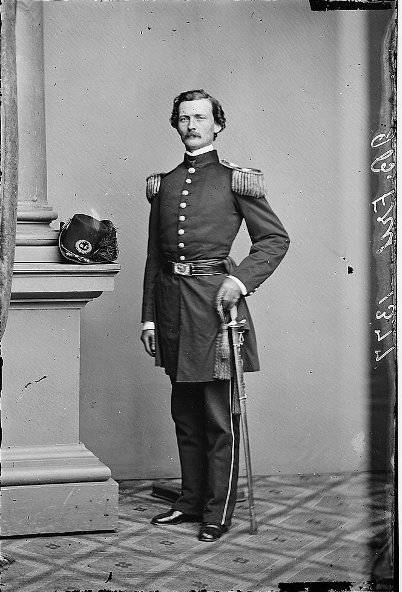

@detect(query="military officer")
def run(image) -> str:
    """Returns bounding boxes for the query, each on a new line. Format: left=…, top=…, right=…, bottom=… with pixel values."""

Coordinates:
left=141, top=89, right=289, bottom=542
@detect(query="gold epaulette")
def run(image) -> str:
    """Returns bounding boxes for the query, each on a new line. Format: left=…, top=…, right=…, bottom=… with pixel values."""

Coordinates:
left=146, top=173, right=164, bottom=202
left=220, top=159, right=266, bottom=198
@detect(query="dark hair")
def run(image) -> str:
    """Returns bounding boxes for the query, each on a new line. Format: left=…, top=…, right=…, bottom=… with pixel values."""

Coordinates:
left=170, top=89, right=226, bottom=139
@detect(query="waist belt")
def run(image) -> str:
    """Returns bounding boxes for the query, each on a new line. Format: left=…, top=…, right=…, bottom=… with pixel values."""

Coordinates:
left=163, top=259, right=227, bottom=276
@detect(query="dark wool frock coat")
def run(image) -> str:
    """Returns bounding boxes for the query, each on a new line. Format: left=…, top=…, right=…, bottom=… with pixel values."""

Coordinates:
left=141, top=150, right=289, bottom=382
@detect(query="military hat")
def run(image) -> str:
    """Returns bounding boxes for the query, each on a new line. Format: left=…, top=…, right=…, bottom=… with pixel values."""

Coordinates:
left=59, top=213, right=118, bottom=264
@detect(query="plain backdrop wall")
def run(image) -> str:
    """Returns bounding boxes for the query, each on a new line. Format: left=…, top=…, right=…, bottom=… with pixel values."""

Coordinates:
left=42, top=0, right=372, bottom=479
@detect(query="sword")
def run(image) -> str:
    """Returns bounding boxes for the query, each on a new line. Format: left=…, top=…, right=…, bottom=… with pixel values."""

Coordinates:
left=229, top=306, right=258, bottom=535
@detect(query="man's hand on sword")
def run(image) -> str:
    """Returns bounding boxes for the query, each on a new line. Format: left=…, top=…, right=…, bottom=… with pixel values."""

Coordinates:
left=215, top=277, right=241, bottom=312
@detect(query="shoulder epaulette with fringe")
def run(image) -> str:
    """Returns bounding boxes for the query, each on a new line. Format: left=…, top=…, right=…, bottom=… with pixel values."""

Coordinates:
left=146, top=173, right=165, bottom=202
left=220, top=159, right=266, bottom=198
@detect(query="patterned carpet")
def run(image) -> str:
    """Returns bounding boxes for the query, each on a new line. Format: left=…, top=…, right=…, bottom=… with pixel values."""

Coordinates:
left=0, top=472, right=394, bottom=592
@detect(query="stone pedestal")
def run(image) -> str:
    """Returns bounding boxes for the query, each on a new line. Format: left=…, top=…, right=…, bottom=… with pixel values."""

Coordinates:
left=0, top=263, right=120, bottom=536
left=0, top=1, right=121, bottom=537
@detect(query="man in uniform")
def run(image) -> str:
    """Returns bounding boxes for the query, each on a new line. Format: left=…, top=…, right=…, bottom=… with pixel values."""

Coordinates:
left=141, top=89, right=289, bottom=542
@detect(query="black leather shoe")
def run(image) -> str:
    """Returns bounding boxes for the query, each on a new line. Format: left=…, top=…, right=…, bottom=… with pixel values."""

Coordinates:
left=198, top=523, right=229, bottom=542
left=151, top=509, right=201, bottom=526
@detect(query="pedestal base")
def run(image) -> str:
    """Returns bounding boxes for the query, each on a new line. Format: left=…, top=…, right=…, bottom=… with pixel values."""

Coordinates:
left=1, top=262, right=120, bottom=537
left=0, top=479, right=118, bottom=537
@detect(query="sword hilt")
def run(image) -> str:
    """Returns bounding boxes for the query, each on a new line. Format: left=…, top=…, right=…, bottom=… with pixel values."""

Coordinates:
left=228, top=305, right=246, bottom=333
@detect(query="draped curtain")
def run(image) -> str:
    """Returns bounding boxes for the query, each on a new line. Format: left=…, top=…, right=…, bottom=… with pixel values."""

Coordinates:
left=0, top=0, right=19, bottom=343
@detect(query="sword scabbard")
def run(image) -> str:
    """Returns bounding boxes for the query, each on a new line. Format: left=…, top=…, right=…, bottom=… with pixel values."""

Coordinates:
left=229, top=310, right=258, bottom=535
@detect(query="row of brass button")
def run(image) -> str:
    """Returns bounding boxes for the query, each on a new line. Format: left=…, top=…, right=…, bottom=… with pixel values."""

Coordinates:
left=177, top=167, right=196, bottom=260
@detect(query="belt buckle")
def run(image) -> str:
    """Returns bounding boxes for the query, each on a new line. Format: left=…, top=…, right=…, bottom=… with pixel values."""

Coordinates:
left=173, top=262, right=192, bottom=276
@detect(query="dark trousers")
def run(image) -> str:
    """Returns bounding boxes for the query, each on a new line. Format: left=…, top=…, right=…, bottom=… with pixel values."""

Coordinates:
left=170, top=379, right=240, bottom=526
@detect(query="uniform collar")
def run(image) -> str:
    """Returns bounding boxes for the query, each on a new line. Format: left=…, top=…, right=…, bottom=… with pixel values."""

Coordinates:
left=185, top=144, right=214, bottom=157
left=183, top=149, right=219, bottom=168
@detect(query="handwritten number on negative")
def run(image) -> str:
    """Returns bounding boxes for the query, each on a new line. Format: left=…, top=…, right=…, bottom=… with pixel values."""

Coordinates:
left=375, top=304, right=395, bottom=321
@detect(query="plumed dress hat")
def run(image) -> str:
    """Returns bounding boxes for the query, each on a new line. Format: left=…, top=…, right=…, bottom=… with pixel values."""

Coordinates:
left=59, top=214, right=118, bottom=264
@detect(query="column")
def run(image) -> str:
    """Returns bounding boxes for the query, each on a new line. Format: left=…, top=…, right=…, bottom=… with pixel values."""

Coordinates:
left=14, top=0, right=59, bottom=263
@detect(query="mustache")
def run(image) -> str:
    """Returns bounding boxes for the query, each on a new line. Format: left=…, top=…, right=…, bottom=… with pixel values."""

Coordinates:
left=185, top=132, right=201, bottom=138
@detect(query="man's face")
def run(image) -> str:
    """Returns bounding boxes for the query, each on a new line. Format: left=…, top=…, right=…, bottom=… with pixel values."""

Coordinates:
left=177, top=99, right=222, bottom=152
